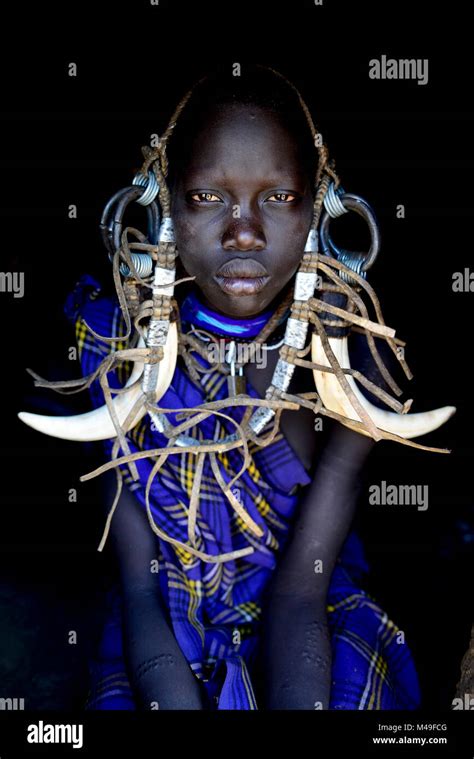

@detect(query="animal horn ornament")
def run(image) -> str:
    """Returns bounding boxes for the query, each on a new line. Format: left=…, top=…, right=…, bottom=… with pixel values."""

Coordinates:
left=312, top=329, right=455, bottom=440
left=309, top=185, right=456, bottom=441
left=17, top=323, right=178, bottom=441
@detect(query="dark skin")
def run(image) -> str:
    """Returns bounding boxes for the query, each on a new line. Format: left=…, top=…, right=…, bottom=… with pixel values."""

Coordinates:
left=104, top=103, right=379, bottom=709
left=171, top=104, right=314, bottom=319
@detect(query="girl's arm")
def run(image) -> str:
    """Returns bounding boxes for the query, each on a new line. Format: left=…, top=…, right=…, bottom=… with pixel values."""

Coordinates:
left=260, top=422, right=376, bottom=709
left=100, top=470, right=204, bottom=710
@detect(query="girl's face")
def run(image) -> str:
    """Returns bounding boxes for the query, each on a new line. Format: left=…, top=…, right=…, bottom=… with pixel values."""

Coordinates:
left=171, top=104, right=315, bottom=317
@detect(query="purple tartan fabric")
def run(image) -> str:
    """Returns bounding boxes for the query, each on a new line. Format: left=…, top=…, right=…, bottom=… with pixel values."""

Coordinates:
left=64, top=273, right=421, bottom=711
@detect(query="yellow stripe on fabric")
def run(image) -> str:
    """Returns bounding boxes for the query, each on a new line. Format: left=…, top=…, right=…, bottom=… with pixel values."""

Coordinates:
left=75, top=319, right=88, bottom=359
left=187, top=580, right=205, bottom=646
left=235, top=601, right=261, bottom=621
left=233, top=515, right=251, bottom=534
left=264, top=533, right=279, bottom=551
left=367, top=621, right=397, bottom=709
left=183, top=452, right=195, bottom=497
left=202, top=564, right=223, bottom=597
left=253, top=492, right=269, bottom=518
left=128, top=419, right=147, bottom=449
left=172, top=544, right=198, bottom=566
left=259, top=504, right=286, bottom=532
left=167, top=573, right=201, bottom=592
left=194, top=473, right=225, bottom=498
left=246, top=458, right=260, bottom=484
left=342, top=630, right=386, bottom=664
left=365, top=655, right=389, bottom=710
left=216, top=449, right=261, bottom=488
left=374, top=657, right=389, bottom=710
left=217, top=451, right=229, bottom=470
left=203, top=373, right=227, bottom=400
left=337, top=626, right=396, bottom=709
left=161, top=502, right=189, bottom=517
left=329, top=593, right=374, bottom=613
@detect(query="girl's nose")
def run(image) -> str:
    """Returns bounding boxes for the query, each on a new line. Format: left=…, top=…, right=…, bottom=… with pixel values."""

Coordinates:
left=221, top=218, right=266, bottom=253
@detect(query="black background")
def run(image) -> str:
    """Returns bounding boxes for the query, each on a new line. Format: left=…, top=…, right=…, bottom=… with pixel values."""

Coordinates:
left=0, top=0, right=472, bottom=716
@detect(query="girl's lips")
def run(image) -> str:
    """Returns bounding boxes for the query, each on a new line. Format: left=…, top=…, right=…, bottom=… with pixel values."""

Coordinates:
left=213, top=276, right=270, bottom=296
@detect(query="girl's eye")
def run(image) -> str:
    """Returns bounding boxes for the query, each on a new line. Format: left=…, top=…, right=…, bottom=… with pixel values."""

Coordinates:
left=189, top=192, right=222, bottom=203
left=267, top=192, right=297, bottom=203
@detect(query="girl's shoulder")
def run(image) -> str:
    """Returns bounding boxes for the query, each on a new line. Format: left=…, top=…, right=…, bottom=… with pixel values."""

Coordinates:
left=64, top=273, right=124, bottom=348
left=63, top=273, right=132, bottom=404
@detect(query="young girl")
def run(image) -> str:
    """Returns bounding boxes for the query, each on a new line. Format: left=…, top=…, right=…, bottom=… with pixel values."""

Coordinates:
left=25, top=65, right=451, bottom=710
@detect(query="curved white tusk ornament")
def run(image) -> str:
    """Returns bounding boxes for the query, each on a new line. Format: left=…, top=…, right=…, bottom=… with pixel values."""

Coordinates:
left=18, top=321, right=178, bottom=442
left=312, top=334, right=456, bottom=439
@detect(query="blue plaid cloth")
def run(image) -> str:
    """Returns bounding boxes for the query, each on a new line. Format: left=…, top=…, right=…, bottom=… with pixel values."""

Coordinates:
left=64, top=273, right=421, bottom=710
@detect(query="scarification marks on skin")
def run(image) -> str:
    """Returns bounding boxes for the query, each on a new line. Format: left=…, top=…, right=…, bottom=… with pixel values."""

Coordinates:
left=136, top=654, right=176, bottom=680
left=301, top=619, right=330, bottom=672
